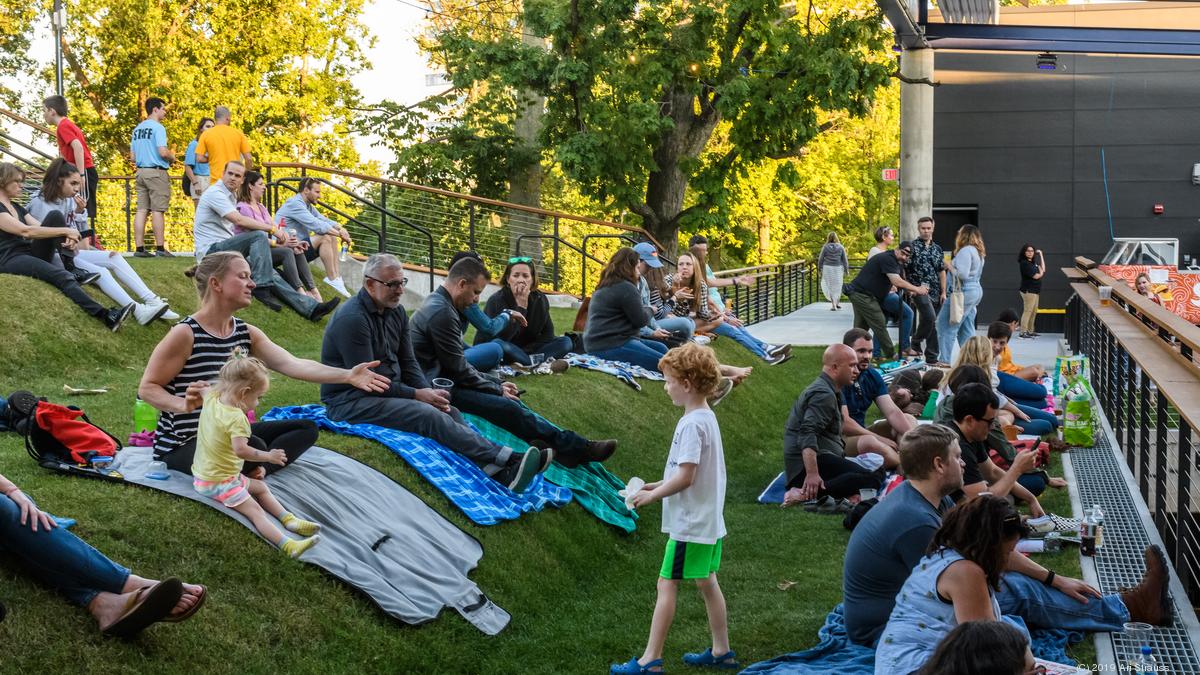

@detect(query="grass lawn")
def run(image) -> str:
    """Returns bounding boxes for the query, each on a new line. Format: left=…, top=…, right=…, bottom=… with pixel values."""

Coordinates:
left=0, top=259, right=1090, bottom=673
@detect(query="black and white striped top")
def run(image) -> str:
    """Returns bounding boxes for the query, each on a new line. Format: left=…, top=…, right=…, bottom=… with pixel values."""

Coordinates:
left=153, top=316, right=252, bottom=456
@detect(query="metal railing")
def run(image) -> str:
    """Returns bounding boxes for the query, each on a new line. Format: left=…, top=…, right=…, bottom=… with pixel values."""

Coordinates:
left=712, top=257, right=868, bottom=326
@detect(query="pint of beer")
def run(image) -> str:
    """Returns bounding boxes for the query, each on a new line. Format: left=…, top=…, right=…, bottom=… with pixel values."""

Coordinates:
left=1099, top=286, right=1112, bottom=307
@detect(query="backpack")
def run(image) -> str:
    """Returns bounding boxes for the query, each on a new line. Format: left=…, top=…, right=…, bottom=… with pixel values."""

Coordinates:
left=7, top=390, right=122, bottom=465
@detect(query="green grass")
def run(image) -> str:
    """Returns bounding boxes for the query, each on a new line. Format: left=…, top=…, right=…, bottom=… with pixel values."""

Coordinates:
left=0, top=260, right=1089, bottom=672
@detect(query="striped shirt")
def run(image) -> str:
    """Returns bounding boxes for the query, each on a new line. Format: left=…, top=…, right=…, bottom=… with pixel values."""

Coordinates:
left=153, top=316, right=252, bottom=456
left=665, top=274, right=712, bottom=319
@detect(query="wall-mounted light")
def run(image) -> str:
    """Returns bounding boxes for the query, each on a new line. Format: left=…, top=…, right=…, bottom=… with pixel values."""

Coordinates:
left=1037, top=53, right=1057, bottom=70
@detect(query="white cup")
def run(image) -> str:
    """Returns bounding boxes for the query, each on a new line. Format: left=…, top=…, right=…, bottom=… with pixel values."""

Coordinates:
left=859, top=488, right=878, bottom=501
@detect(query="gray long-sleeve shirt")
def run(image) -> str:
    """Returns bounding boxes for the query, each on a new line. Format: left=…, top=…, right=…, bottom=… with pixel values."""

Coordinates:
left=783, top=372, right=846, bottom=485
left=818, top=242, right=849, bottom=271
left=275, top=193, right=338, bottom=239
left=583, top=279, right=652, bottom=352
left=320, top=287, right=429, bottom=406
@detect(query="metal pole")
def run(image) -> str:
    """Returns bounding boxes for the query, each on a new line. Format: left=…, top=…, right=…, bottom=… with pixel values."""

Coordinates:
left=124, top=178, right=132, bottom=251
left=552, top=216, right=560, bottom=291
left=53, top=0, right=64, bottom=96
left=468, top=203, right=476, bottom=251
left=380, top=184, right=388, bottom=255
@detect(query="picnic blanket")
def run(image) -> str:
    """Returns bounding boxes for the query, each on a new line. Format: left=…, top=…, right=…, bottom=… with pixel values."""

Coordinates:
left=464, top=413, right=637, bottom=533
left=565, top=353, right=665, bottom=391
left=742, top=604, right=1083, bottom=674
left=106, top=445, right=509, bottom=635
left=263, top=405, right=571, bottom=526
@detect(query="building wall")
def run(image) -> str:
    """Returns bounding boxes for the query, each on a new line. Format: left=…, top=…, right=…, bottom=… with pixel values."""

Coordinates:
left=933, top=50, right=1200, bottom=326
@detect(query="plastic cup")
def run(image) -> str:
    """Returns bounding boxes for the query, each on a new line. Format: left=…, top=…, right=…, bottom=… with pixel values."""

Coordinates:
left=145, top=460, right=169, bottom=480
left=859, top=488, right=877, bottom=501
left=1099, top=286, right=1113, bottom=307
left=1123, top=621, right=1153, bottom=647
left=431, top=377, right=454, bottom=391
left=90, top=455, right=113, bottom=471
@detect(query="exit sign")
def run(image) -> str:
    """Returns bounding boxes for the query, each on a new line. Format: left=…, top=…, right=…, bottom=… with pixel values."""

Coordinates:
left=882, top=168, right=899, bottom=181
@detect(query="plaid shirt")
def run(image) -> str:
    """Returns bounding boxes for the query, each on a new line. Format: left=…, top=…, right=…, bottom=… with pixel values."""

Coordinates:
left=907, top=238, right=945, bottom=295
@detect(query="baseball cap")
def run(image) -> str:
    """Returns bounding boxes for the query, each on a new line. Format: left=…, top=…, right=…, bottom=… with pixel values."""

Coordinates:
left=633, top=242, right=663, bottom=268
left=897, top=240, right=915, bottom=253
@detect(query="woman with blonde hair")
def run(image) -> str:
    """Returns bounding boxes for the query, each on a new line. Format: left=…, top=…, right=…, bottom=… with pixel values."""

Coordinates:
left=819, top=232, right=849, bottom=310
left=946, top=335, right=1053, bottom=436
left=935, top=225, right=986, bottom=363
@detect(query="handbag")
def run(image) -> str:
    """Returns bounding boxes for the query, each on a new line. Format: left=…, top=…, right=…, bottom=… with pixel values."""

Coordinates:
left=948, top=273, right=965, bottom=325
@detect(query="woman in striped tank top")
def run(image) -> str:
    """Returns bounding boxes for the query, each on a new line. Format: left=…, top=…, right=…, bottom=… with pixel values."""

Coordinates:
left=139, top=251, right=391, bottom=475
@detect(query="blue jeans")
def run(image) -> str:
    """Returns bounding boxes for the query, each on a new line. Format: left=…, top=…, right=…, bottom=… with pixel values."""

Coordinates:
left=589, top=338, right=669, bottom=373
left=464, top=342, right=504, bottom=371
left=998, top=372, right=1050, bottom=410
left=1017, top=472, right=1048, bottom=497
left=0, top=494, right=129, bottom=606
left=450, top=387, right=588, bottom=458
left=996, top=571, right=1128, bottom=633
left=712, top=322, right=770, bottom=359
left=936, top=282, right=983, bottom=361
left=492, top=335, right=574, bottom=366
left=653, top=315, right=695, bottom=340
left=1016, top=403, right=1059, bottom=434
left=206, top=231, right=318, bottom=318
left=876, top=294, right=913, bottom=357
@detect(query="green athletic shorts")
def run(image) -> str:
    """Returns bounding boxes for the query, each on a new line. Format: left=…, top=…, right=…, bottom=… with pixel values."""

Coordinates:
left=659, top=538, right=723, bottom=580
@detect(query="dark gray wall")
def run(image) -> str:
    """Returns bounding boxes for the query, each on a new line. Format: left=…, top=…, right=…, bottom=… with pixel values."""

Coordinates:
left=933, top=51, right=1200, bottom=327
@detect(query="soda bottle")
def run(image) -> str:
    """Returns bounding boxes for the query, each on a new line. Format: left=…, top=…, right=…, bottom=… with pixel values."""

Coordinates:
left=132, top=398, right=159, bottom=434
left=1133, top=644, right=1157, bottom=675
left=1093, top=504, right=1105, bottom=549
left=1080, top=507, right=1096, bottom=557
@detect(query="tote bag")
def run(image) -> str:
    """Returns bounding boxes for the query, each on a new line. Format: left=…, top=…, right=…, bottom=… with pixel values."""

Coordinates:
left=948, top=273, right=965, bottom=325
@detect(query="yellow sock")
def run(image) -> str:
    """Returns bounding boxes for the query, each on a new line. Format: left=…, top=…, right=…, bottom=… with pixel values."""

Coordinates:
left=280, top=512, right=321, bottom=536
left=280, top=534, right=321, bottom=558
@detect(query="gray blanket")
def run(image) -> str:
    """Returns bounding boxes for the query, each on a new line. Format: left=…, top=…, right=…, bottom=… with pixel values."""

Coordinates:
left=111, top=446, right=510, bottom=634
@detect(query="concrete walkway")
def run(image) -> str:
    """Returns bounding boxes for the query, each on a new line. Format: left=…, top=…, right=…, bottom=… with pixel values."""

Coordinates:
left=745, top=301, right=1064, bottom=366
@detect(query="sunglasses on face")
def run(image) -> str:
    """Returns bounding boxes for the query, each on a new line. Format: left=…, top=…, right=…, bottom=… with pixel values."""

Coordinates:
left=366, top=275, right=407, bottom=290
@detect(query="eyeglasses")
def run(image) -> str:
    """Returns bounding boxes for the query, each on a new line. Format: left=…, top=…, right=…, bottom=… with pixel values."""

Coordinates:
left=508, top=256, right=532, bottom=264
left=365, top=275, right=407, bottom=290
left=978, top=415, right=996, bottom=425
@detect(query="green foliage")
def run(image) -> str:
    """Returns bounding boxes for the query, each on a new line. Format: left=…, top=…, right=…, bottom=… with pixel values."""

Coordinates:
left=0, top=3, right=35, bottom=108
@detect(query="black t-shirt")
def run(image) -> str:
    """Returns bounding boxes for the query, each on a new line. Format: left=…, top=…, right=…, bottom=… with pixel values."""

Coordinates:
left=0, top=201, right=32, bottom=259
left=846, top=251, right=901, bottom=301
left=953, top=422, right=988, bottom=488
left=1019, top=259, right=1041, bottom=294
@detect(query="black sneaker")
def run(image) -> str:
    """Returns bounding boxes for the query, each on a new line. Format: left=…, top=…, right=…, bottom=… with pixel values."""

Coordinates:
left=502, top=447, right=550, bottom=493
left=767, top=344, right=792, bottom=359
left=708, top=377, right=734, bottom=407
left=308, top=297, right=341, bottom=322
left=251, top=288, right=282, bottom=312
left=103, top=303, right=135, bottom=332
left=154, top=248, right=174, bottom=258
left=73, top=269, right=101, bottom=286
left=765, top=352, right=792, bottom=366
left=133, top=248, right=153, bottom=258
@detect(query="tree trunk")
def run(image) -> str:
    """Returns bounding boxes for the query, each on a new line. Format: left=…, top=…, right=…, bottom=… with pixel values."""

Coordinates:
left=506, top=31, right=546, bottom=269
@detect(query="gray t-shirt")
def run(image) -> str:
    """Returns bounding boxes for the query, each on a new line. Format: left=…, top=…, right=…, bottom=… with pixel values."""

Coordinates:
left=842, top=481, right=956, bottom=646
left=193, top=180, right=238, bottom=258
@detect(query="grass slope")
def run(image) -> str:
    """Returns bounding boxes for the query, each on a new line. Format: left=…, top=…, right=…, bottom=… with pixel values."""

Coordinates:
left=0, top=260, right=1088, bottom=673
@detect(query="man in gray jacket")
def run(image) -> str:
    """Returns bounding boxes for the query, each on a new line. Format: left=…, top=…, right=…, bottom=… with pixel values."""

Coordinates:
left=411, top=256, right=618, bottom=468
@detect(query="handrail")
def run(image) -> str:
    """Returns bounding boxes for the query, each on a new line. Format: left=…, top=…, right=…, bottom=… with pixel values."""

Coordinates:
left=0, top=131, right=54, bottom=162
left=1080, top=263, right=1200, bottom=362
left=0, top=107, right=55, bottom=137
left=713, top=259, right=809, bottom=277
left=261, top=161, right=665, bottom=250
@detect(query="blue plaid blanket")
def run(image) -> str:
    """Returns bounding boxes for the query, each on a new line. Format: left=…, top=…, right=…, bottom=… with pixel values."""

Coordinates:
left=564, top=353, right=664, bottom=391
left=264, top=405, right=571, bottom=526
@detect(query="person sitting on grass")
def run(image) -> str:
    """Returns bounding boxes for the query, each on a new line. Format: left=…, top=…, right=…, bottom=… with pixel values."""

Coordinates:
left=991, top=313, right=1051, bottom=393
left=946, top=336, right=1053, bottom=437
left=946, top=382, right=1044, bottom=514
left=839, top=328, right=916, bottom=470
left=918, top=620, right=1036, bottom=675
left=782, top=343, right=885, bottom=509
left=585, top=247, right=672, bottom=373
left=446, top=250, right=523, bottom=371
left=844, top=423, right=1170, bottom=650
left=615, top=343, right=736, bottom=673
left=475, top=256, right=573, bottom=368
left=412, top=255, right=618, bottom=468
left=0, top=470, right=205, bottom=637
left=193, top=349, right=321, bottom=559
left=635, top=242, right=695, bottom=346
left=236, top=170, right=321, bottom=301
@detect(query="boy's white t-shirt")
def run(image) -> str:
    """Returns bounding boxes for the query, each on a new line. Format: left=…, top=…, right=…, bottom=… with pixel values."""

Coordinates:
left=661, top=408, right=727, bottom=545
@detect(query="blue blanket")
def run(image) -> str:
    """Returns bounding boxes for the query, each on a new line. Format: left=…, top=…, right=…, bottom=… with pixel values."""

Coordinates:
left=264, top=405, right=571, bottom=526
left=742, top=604, right=1083, bottom=674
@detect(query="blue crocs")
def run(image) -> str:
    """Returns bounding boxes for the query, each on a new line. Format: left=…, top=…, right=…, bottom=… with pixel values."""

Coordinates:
left=610, top=657, right=664, bottom=674
left=681, top=649, right=739, bottom=670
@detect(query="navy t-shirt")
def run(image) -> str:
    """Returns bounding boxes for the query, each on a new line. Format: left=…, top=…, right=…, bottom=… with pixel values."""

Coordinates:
left=842, top=481, right=957, bottom=646
left=842, top=368, right=887, bottom=427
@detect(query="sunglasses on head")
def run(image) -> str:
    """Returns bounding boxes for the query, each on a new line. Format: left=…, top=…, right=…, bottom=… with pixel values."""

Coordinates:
left=508, top=256, right=532, bottom=264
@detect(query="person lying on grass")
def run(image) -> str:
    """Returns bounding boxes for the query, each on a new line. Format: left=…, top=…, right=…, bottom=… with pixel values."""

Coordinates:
left=614, top=343, right=737, bottom=674
left=193, top=349, right=321, bottom=558
left=0, top=471, right=205, bottom=637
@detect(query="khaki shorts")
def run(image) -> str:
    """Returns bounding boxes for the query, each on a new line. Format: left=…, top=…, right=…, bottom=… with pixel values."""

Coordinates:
left=135, top=167, right=171, bottom=212
left=191, top=174, right=211, bottom=197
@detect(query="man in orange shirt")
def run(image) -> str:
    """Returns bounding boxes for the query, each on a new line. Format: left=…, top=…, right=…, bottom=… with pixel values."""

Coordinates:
left=195, top=106, right=251, bottom=180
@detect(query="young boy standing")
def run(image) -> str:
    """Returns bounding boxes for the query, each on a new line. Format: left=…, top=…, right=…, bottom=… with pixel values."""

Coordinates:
left=42, top=95, right=98, bottom=229
left=612, top=343, right=736, bottom=674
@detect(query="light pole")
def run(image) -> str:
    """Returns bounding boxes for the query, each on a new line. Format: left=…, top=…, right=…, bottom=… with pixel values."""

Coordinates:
left=52, top=0, right=65, bottom=96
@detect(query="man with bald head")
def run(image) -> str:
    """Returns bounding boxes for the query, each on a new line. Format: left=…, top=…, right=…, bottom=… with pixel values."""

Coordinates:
left=195, top=105, right=252, bottom=180
left=782, top=343, right=885, bottom=505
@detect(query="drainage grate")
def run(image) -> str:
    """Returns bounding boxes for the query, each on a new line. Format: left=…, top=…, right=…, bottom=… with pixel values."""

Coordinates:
left=1070, top=433, right=1200, bottom=672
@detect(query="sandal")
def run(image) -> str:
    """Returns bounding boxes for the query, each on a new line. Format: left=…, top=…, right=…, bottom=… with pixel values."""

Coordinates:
left=100, top=577, right=184, bottom=638
left=682, top=648, right=739, bottom=670
left=611, top=657, right=664, bottom=674
left=163, top=583, right=207, bottom=623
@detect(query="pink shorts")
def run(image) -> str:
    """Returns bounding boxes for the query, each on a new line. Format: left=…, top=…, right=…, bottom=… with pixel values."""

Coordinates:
left=193, top=473, right=251, bottom=507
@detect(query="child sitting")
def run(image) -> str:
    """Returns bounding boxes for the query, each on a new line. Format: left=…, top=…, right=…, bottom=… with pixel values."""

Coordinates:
left=612, top=343, right=735, bottom=674
left=193, top=349, right=321, bottom=559
left=995, top=309, right=1047, bottom=383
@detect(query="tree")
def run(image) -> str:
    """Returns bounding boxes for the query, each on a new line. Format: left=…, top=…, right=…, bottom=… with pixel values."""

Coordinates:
left=0, top=4, right=35, bottom=109
left=433, top=0, right=893, bottom=255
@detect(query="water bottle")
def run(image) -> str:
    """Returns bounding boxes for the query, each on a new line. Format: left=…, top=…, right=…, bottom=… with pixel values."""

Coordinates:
left=132, top=398, right=158, bottom=434
left=1093, top=503, right=1105, bottom=549
left=1133, top=644, right=1157, bottom=675
left=340, top=243, right=348, bottom=262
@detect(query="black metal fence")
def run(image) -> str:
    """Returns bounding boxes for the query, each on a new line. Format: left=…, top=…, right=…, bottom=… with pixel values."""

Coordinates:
left=715, top=257, right=868, bottom=326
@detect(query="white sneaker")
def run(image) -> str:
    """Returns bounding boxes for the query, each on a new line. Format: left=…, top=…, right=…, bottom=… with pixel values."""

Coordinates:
left=133, top=302, right=169, bottom=325
left=692, top=335, right=712, bottom=346
left=323, top=276, right=351, bottom=298
left=160, top=307, right=180, bottom=321
left=146, top=297, right=180, bottom=321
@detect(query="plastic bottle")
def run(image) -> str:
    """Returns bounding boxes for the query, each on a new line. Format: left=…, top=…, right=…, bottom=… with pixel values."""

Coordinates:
left=340, top=243, right=348, bottom=262
left=132, top=398, right=158, bottom=434
left=1080, top=506, right=1096, bottom=557
left=1133, top=644, right=1157, bottom=675
left=1093, top=503, right=1105, bottom=549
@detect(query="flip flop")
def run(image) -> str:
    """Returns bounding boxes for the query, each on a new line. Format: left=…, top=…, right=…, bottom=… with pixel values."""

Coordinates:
left=163, top=583, right=207, bottom=623
left=100, top=577, right=183, bottom=638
